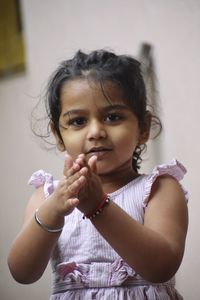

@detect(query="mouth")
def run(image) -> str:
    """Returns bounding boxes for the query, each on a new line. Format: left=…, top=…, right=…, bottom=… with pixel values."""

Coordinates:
left=86, top=147, right=112, bottom=159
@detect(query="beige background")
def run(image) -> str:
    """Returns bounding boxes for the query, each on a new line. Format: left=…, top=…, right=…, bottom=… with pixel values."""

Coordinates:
left=1, top=0, right=200, bottom=299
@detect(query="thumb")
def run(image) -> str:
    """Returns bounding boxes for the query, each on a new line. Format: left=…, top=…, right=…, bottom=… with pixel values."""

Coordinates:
left=63, top=153, right=73, bottom=176
left=70, top=198, right=80, bottom=206
left=65, top=197, right=80, bottom=212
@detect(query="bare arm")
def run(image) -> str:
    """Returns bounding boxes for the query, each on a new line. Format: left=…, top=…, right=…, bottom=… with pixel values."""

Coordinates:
left=8, top=187, right=62, bottom=284
left=7, top=159, right=88, bottom=284
left=90, top=176, right=188, bottom=283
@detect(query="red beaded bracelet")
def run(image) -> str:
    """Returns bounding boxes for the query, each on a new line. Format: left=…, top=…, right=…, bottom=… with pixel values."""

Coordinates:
left=83, top=194, right=110, bottom=220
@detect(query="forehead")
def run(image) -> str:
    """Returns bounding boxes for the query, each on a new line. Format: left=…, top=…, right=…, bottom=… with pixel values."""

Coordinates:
left=60, top=79, right=127, bottom=108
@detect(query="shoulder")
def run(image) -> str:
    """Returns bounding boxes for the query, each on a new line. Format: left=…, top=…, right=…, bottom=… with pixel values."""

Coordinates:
left=28, top=169, right=59, bottom=198
left=23, top=170, right=59, bottom=226
left=143, top=159, right=188, bottom=207
left=147, top=174, right=187, bottom=207
left=144, top=166, right=188, bottom=238
left=143, top=159, right=189, bottom=231
left=144, top=173, right=188, bottom=243
left=143, top=162, right=189, bottom=249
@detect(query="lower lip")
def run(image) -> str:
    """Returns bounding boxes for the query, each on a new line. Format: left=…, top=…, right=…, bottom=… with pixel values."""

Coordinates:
left=87, top=151, right=110, bottom=160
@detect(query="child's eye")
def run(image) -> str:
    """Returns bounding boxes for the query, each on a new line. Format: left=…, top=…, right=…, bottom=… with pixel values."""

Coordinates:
left=68, top=117, right=87, bottom=127
left=104, top=113, right=123, bottom=122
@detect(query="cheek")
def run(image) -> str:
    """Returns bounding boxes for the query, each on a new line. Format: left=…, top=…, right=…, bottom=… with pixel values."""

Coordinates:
left=112, top=127, right=139, bottom=148
left=61, top=132, right=83, bottom=155
left=118, top=139, right=137, bottom=155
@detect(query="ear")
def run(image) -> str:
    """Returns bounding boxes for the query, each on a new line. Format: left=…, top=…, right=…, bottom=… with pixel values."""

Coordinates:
left=50, top=122, right=66, bottom=152
left=138, top=111, right=152, bottom=145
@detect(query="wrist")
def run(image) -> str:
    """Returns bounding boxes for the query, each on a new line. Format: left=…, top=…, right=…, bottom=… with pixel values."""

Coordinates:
left=83, top=194, right=111, bottom=220
left=37, top=202, right=65, bottom=230
left=34, top=208, right=64, bottom=233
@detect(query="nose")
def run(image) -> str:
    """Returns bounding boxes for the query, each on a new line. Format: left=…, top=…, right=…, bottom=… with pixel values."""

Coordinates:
left=87, top=120, right=107, bottom=140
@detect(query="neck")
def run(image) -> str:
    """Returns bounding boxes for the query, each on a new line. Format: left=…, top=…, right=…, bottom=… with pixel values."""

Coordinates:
left=99, top=163, right=139, bottom=194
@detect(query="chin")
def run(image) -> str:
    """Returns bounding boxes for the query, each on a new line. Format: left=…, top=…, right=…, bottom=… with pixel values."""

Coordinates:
left=96, top=166, right=116, bottom=176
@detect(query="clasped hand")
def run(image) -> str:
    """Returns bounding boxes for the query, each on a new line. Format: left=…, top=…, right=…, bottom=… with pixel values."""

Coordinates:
left=47, top=154, right=104, bottom=219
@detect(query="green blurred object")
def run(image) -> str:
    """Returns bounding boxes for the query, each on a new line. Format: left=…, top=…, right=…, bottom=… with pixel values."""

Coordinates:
left=0, top=0, right=26, bottom=78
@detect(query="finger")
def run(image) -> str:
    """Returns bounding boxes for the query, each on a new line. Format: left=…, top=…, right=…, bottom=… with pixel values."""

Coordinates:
left=66, top=166, right=87, bottom=189
left=67, top=175, right=86, bottom=196
left=79, top=166, right=88, bottom=176
left=61, top=166, right=88, bottom=191
left=75, top=154, right=87, bottom=168
left=66, top=197, right=80, bottom=208
left=65, top=161, right=81, bottom=179
left=63, top=197, right=80, bottom=215
left=88, top=155, right=97, bottom=173
left=63, top=153, right=73, bottom=176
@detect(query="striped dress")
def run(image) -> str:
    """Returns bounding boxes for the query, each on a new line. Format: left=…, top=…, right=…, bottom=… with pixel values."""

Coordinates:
left=29, top=159, right=188, bottom=300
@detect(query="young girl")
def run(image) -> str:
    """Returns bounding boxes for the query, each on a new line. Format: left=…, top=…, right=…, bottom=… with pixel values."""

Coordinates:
left=8, top=49, right=188, bottom=299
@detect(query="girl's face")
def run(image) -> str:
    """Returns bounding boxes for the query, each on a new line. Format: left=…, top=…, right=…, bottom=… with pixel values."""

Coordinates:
left=57, top=79, right=148, bottom=177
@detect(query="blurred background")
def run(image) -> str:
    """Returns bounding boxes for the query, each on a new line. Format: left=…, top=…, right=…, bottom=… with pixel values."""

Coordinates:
left=0, top=0, right=200, bottom=299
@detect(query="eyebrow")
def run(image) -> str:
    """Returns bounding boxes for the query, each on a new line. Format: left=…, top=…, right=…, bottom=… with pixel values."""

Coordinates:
left=62, top=104, right=130, bottom=118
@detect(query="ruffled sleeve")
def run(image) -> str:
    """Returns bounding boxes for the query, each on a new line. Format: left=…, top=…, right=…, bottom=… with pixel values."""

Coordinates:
left=143, top=159, right=189, bottom=207
left=28, top=170, right=56, bottom=198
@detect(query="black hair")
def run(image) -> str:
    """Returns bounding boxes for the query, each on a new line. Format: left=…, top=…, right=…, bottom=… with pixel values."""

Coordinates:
left=36, top=49, right=162, bottom=171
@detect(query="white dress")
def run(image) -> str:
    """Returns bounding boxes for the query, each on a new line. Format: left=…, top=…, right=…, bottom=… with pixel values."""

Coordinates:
left=29, top=159, right=188, bottom=299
